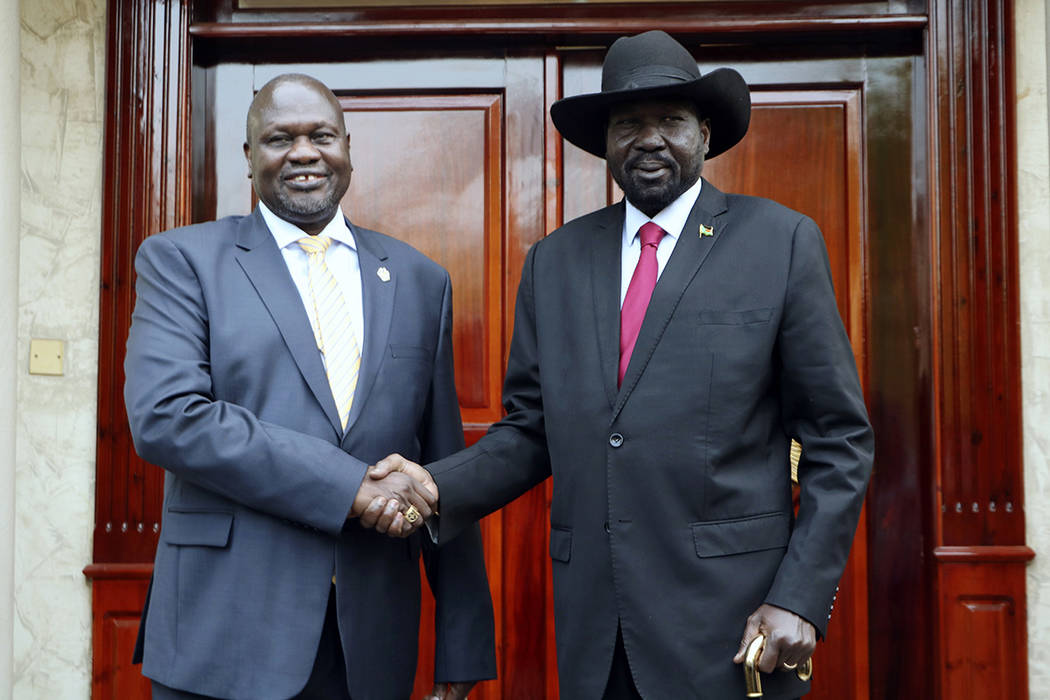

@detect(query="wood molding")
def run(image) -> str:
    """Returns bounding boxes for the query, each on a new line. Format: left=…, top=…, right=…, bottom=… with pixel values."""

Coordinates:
left=91, top=575, right=152, bottom=699
left=929, top=0, right=1022, bottom=548
left=94, top=0, right=191, bottom=565
left=83, top=563, right=154, bottom=581
left=188, top=15, right=928, bottom=39
left=927, top=0, right=1027, bottom=696
left=937, top=557, right=1029, bottom=699
left=933, top=545, right=1035, bottom=563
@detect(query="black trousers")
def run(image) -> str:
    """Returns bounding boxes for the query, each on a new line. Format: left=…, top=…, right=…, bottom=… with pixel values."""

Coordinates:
left=151, top=587, right=351, bottom=700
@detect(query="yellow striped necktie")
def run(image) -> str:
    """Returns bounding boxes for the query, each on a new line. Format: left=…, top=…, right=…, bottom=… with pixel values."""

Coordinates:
left=296, top=235, right=361, bottom=431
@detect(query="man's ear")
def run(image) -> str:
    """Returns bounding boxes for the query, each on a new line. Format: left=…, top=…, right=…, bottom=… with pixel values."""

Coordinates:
left=243, top=142, right=253, bottom=178
left=700, top=118, right=712, bottom=154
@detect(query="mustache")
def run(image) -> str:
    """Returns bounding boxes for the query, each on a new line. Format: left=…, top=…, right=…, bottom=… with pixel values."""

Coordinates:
left=624, top=153, right=677, bottom=171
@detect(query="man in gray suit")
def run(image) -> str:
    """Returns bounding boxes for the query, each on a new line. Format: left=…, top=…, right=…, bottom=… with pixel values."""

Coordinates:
left=371, top=31, right=874, bottom=699
left=125, top=73, right=495, bottom=700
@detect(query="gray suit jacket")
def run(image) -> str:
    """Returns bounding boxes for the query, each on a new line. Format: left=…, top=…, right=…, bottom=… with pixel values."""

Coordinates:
left=429, top=180, right=874, bottom=699
left=125, top=209, right=496, bottom=700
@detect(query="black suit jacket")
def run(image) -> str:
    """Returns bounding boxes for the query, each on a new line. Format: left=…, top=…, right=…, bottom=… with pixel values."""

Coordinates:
left=429, top=180, right=874, bottom=699
left=125, top=210, right=496, bottom=699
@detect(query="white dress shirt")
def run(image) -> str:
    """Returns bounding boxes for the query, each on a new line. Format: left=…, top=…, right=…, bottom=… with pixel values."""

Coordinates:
left=620, top=177, right=704, bottom=307
left=258, top=202, right=365, bottom=368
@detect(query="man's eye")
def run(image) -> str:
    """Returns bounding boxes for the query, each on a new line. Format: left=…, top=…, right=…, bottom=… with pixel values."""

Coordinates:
left=268, top=135, right=290, bottom=146
left=313, top=133, right=335, bottom=144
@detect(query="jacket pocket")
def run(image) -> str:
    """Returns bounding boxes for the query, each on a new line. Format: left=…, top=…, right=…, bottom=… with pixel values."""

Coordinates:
left=389, top=344, right=431, bottom=360
left=697, top=308, right=773, bottom=326
left=692, top=512, right=789, bottom=558
left=162, top=509, right=234, bottom=547
left=549, top=526, right=573, bottom=562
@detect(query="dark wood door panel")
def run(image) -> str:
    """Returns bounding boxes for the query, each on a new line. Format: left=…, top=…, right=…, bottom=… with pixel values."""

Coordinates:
left=338, top=93, right=505, bottom=424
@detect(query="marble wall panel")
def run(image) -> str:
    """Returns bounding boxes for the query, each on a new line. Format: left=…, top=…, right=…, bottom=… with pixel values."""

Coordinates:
left=1019, top=0, right=1050, bottom=695
left=14, top=0, right=106, bottom=698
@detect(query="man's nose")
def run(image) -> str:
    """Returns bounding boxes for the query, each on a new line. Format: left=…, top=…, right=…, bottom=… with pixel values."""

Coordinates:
left=634, top=122, right=665, bottom=150
left=288, top=135, right=321, bottom=161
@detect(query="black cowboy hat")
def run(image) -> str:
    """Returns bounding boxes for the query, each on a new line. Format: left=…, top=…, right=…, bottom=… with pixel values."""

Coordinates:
left=550, top=30, right=751, bottom=159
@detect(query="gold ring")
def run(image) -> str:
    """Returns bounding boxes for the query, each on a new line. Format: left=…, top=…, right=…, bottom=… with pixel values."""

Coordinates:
left=782, top=661, right=798, bottom=670
left=403, top=505, right=421, bottom=524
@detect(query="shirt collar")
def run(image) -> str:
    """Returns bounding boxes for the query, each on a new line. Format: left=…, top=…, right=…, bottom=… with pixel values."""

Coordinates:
left=623, top=176, right=704, bottom=247
left=258, top=201, right=357, bottom=252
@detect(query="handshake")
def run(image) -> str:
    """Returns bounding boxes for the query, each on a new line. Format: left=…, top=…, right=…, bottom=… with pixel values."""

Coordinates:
left=349, top=454, right=437, bottom=537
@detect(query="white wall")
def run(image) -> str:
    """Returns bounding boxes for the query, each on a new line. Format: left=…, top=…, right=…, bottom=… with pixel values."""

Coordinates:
left=13, top=1, right=105, bottom=697
left=1020, top=0, right=1050, bottom=695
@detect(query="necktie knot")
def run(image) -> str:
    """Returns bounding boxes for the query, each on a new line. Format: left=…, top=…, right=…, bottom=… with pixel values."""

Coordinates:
left=638, top=222, right=666, bottom=249
left=297, top=235, right=332, bottom=256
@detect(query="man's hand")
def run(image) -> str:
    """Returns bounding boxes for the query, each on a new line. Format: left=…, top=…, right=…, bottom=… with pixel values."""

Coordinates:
left=349, top=468, right=435, bottom=537
left=732, top=603, right=816, bottom=674
left=353, top=454, right=439, bottom=537
left=372, top=453, right=438, bottom=500
left=422, top=681, right=475, bottom=700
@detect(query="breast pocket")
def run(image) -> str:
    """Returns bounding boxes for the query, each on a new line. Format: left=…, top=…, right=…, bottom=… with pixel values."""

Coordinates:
left=389, top=344, right=432, bottom=361
left=697, top=308, right=773, bottom=326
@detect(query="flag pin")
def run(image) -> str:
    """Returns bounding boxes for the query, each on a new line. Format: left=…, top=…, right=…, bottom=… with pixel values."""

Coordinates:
left=377, top=267, right=391, bottom=282
left=699, top=223, right=714, bottom=238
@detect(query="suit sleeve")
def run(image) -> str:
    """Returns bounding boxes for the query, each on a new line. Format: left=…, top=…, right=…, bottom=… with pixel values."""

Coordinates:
left=124, top=234, right=365, bottom=534
left=429, top=242, right=553, bottom=544
left=763, top=216, right=875, bottom=637
left=419, top=273, right=498, bottom=683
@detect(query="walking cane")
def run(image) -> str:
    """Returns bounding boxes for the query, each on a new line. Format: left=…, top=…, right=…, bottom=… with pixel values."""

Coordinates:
left=743, top=633, right=813, bottom=698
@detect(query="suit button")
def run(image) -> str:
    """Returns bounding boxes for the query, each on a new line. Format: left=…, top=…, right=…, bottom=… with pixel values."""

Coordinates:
left=604, top=521, right=611, bottom=533
left=609, top=433, right=624, bottom=447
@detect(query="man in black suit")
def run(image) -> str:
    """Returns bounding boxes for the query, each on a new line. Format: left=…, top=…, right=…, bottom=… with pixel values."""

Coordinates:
left=371, top=31, right=874, bottom=699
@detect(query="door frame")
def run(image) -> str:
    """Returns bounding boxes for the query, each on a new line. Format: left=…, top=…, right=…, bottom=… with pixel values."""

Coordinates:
left=86, top=1, right=1031, bottom=698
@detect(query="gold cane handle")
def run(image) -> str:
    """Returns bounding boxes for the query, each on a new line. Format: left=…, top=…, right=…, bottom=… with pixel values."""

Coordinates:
left=742, top=633, right=814, bottom=697
left=744, top=634, right=765, bottom=698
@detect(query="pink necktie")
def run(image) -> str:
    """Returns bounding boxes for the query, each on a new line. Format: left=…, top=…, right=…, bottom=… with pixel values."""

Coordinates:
left=619, top=222, right=666, bottom=386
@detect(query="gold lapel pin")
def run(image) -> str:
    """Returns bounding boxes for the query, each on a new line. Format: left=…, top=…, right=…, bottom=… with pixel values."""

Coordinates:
left=377, top=266, right=391, bottom=282
left=699, top=223, right=714, bottom=238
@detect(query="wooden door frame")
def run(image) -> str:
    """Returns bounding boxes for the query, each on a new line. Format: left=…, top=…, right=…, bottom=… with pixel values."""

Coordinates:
left=86, top=1, right=1032, bottom=698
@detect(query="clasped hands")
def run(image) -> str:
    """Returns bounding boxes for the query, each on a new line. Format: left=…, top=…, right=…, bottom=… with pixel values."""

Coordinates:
left=350, top=453, right=436, bottom=537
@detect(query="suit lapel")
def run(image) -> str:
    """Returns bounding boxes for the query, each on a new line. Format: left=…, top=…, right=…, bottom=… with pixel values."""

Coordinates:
left=613, top=180, right=729, bottom=420
left=589, top=202, right=626, bottom=410
left=344, top=223, right=394, bottom=436
left=234, top=210, right=343, bottom=436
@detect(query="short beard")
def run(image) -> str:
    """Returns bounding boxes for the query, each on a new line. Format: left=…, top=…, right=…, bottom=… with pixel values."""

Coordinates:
left=274, top=189, right=340, bottom=218
left=614, top=154, right=702, bottom=218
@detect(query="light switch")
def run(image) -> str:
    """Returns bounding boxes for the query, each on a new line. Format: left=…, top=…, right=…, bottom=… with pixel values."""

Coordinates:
left=29, top=339, right=64, bottom=376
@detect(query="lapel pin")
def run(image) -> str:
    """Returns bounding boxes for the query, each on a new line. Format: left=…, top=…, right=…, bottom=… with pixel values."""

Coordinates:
left=699, top=223, right=714, bottom=238
left=377, top=266, right=391, bottom=282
